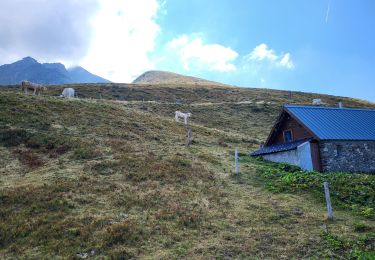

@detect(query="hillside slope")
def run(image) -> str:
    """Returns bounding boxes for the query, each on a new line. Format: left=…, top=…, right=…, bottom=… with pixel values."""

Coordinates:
left=0, top=85, right=374, bottom=258
left=132, top=70, right=229, bottom=86
left=0, top=57, right=110, bottom=85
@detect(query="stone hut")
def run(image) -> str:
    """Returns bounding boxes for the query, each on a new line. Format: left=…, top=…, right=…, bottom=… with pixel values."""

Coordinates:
left=251, top=105, right=375, bottom=173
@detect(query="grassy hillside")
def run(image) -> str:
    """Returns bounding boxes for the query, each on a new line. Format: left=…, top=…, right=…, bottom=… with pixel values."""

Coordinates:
left=0, top=85, right=374, bottom=259
left=132, top=71, right=228, bottom=86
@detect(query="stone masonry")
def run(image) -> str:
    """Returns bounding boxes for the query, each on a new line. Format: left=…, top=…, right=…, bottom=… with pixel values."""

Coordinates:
left=319, top=141, right=375, bottom=173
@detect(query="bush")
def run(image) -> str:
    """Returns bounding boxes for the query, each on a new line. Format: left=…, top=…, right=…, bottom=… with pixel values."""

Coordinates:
left=354, top=223, right=372, bottom=232
left=26, top=134, right=66, bottom=149
left=103, top=219, right=147, bottom=247
left=91, top=161, right=116, bottom=175
left=14, top=149, right=44, bottom=169
left=72, top=147, right=98, bottom=160
left=320, top=230, right=343, bottom=251
left=0, top=128, right=30, bottom=147
left=255, top=161, right=375, bottom=219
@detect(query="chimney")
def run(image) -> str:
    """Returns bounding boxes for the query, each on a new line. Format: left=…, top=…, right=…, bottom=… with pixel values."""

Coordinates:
left=338, top=101, right=343, bottom=108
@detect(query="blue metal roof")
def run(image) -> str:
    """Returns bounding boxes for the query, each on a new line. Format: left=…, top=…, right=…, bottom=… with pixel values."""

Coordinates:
left=285, top=105, right=375, bottom=140
left=251, top=138, right=312, bottom=156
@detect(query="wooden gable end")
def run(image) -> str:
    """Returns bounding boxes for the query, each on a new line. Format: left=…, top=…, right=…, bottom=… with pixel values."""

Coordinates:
left=272, top=116, right=313, bottom=145
left=265, top=109, right=315, bottom=146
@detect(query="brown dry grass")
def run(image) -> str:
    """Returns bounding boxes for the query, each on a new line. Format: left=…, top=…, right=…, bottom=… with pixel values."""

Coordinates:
left=0, top=85, right=373, bottom=259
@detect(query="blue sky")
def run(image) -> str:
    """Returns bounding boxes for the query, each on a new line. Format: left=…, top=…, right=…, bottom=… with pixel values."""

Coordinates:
left=0, top=0, right=374, bottom=101
left=153, top=0, right=375, bottom=101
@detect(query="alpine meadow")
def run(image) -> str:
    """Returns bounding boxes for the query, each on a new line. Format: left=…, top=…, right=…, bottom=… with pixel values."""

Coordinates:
left=0, top=80, right=374, bottom=259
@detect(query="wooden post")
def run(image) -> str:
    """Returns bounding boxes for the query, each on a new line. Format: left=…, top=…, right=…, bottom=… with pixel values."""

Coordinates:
left=323, top=182, right=333, bottom=220
left=235, top=146, right=239, bottom=176
left=187, top=128, right=191, bottom=146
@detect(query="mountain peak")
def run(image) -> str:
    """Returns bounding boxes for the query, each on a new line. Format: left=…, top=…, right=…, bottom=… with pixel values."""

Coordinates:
left=133, top=70, right=228, bottom=86
left=0, top=57, right=110, bottom=85
left=67, top=66, right=111, bottom=83
left=20, top=56, right=37, bottom=63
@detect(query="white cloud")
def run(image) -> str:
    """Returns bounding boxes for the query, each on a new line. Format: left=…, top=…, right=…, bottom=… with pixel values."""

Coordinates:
left=247, top=43, right=278, bottom=62
left=80, top=0, right=161, bottom=82
left=167, top=34, right=238, bottom=72
left=0, top=0, right=98, bottom=66
left=279, top=53, right=294, bottom=69
left=245, top=43, right=294, bottom=69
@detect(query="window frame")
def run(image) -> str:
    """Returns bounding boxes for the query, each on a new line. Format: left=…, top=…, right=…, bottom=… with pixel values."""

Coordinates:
left=335, top=144, right=343, bottom=157
left=283, top=129, right=293, bottom=143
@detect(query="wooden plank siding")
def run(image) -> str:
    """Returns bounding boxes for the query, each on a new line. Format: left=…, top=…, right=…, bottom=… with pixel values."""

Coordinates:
left=310, top=141, right=322, bottom=171
left=270, top=115, right=314, bottom=145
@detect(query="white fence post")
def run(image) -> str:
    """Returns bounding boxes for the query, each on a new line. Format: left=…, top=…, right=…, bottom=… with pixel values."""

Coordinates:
left=235, top=146, right=239, bottom=176
left=323, top=182, right=333, bottom=220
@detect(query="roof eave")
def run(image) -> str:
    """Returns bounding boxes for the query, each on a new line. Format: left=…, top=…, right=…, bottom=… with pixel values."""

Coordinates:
left=251, top=147, right=297, bottom=157
left=319, top=139, right=375, bottom=142
left=264, top=106, right=288, bottom=146
left=264, top=105, right=321, bottom=146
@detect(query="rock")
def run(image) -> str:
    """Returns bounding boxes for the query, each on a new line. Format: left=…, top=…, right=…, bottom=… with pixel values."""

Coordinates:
left=291, top=208, right=304, bottom=216
left=76, top=252, right=88, bottom=259
left=119, top=212, right=129, bottom=219
left=320, top=224, right=328, bottom=232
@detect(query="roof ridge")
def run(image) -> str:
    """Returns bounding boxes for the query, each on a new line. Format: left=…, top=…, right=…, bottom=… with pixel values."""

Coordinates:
left=284, top=104, right=375, bottom=111
left=284, top=104, right=375, bottom=141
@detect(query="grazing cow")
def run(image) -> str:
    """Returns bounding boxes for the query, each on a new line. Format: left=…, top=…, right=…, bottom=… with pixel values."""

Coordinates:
left=21, top=80, right=47, bottom=95
left=60, top=88, right=75, bottom=98
left=312, top=99, right=322, bottom=105
left=175, top=111, right=191, bottom=124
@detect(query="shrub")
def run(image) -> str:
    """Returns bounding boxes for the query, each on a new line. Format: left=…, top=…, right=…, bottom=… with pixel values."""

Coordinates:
left=354, top=223, right=372, bottom=232
left=0, top=128, right=30, bottom=147
left=91, top=161, right=116, bottom=175
left=72, top=147, right=98, bottom=160
left=218, top=138, right=228, bottom=147
left=27, top=133, right=66, bottom=148
left=55, top=145, right=70, bottom=155
left=254, top=160, right=375, bottom=219
left=178, top=210, right=203, bottom=228
left=320, top=230, right=343, bottom=251
left=14, top=149, right=44, bottom=169
left=103, top=219, right=147, bottom=247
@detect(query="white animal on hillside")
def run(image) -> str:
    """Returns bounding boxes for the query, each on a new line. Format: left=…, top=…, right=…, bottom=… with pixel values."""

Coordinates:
left=175, top=111, right=191, bottom=124
left=21, top=80, right=47, bottom=95
left=60, top=88, right=75, bottom=98
left=312, top=99, right=322, bottom=105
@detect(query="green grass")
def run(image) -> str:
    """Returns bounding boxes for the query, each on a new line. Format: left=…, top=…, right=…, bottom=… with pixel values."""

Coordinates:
left=0, top=85, right=374, bottom=259
left=242, top=157, right=375, bottom=219
left=238, top=157, right=375, bottom=258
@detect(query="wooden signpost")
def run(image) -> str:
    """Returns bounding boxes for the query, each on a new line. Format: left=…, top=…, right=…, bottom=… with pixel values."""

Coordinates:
left=323, top=181, right=333, bottom=220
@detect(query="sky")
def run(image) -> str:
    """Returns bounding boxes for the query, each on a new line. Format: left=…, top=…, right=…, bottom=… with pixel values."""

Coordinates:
left=0, top=0, right=374, bottom=101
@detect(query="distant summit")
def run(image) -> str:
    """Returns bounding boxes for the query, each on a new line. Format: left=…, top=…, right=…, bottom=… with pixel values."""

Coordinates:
left=133, top=70, right=228, bottom=86
left=67, top=66, right=110, bottom=84
left=0, top=57, right=110, bottom=85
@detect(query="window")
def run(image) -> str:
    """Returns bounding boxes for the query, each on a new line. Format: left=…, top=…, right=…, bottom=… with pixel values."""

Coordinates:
left=283, top=130, right=293, bottom=143
left=335, top=145, right=343, bottom=157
